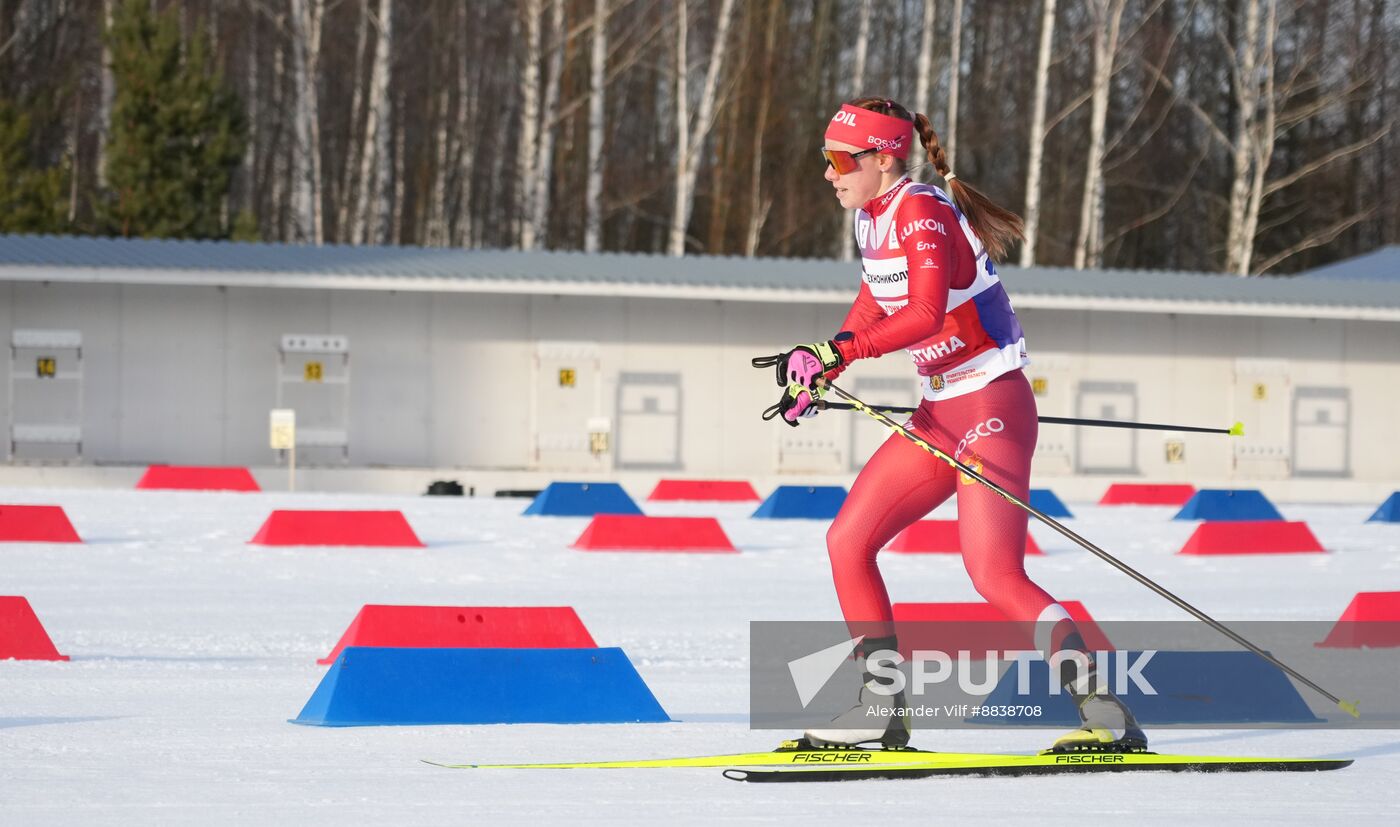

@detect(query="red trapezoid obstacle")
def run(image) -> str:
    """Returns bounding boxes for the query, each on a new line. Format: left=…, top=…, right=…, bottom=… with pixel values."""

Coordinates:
left=892, top=600, right=1111, bottom=654
left=887, top=519, right=1043, bottom=555
left=1316, top=592, right=1400, bottom=649
left=647, top=480, right=760, bottom=501
left=572, top=515, right=738, bottom=553
left=1098, top=483, right=1196, bottom=506
left=1177, top=521, right=1324, bottom=555
left=0, top=596, right=69, bottom=660
left=249, top=510, right=425, bottom=547
left=318, top=604, right=598, bottom=664
left=136, top=465, right=260, bottom=491
left=0, top=505, right=82, bottom=543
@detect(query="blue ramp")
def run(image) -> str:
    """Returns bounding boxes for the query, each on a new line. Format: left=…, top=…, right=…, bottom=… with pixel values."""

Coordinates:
left=1174, top=489, right=1282, bottom=522
left=752, top=485, right=847, bottom=520
left=523, top=482, right=642, bottom=517
left=291, top=647, right=670, bottom=726
left=1368, top=492, right=1400, bottom=523
left=969, top=650, right=1319, bottom=725
left=1029, top=489, right=1072, bottom=519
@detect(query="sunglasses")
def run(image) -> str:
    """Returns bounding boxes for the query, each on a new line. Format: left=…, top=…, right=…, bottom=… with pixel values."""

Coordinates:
left=822, top=146, right=881, bottom=175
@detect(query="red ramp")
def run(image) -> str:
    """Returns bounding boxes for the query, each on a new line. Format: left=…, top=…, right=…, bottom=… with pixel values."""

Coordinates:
left=319, top=604, right=597, bottom=664
left=893, top=600, right=1111, bottom=654
left=0, top=505, right=82, bottom=543
left=250, top=510, right=424, bottom=547
left=136, top=465, right=260, bottom=491
left=1178, top=521, right=1324, bottom=555
left=1316, top=592, right=1400, bottom=648
left=1099, top=483, right=1195, bottom=506
left=0, top=596, right=69, bottom=660
left=647, top=480, right=760, bottom=501
left=573, top=515, right=737, bottom=553
left=888, top=519, right=1042, bottom=555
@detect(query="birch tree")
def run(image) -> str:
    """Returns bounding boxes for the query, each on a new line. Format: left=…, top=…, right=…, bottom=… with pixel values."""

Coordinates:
left=840, top=0, right=874, bottom=262
left=946, top=0, right=964, bottom=170
left=1072, top=0, right=1126, bottom=270
left=352, top=0, right=393, bottom=245
left=583, top=0, right=608, bottom=253
left=517, top=0, right=542, bottom=249
left=744, top=0, right=781, bottom=256
left=527, top=0, right=564, bottom=249
left=668, top=0, right=737, bottom=257
left=288, top=0, right=324, bottom=243
left=1020, top=0, right=1057, bottom=267
left=97, top=0, right=115, bottom=189
left=912, top=0, right=936, bottom=130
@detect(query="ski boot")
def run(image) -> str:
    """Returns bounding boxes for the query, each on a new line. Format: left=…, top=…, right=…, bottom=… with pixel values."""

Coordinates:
left=1047, top=690, right=1149, bottom=754
left=799, top=635, right=913, bottom=751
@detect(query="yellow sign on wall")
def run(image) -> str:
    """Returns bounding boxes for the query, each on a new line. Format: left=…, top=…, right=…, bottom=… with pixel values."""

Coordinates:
left=36, top=357, right=56, bottom=378
left=1165, top=440, right=1185, bottom=464
left=1031, top=377, right=1048, bottom=396
left=1252, top=382, right=1268, bottom=401
left=304, top=361, right=324, bottom=382
left=559, top=368, right=576, bottom=388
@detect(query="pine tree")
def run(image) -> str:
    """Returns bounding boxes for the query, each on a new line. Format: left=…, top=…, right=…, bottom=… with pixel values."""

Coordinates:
left=100, top=0, right=246, bottom=239
left=0, top=100, right=70, bottom=234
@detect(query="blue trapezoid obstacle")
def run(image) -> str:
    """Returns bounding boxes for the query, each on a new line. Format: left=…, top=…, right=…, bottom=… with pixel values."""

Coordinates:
left=1173, top=489, right=1283, bottom=522
left=967, top=650, right=1320, bottom=725
left=751, top=485, right=847, bottom=520
left=523, top=482, right=643, bottom=517
left=1029, top=489, right=1073, bottom=519
left=1367, top=492, right=1400, bottom=523
left=291, top=646, right=670, bottom=726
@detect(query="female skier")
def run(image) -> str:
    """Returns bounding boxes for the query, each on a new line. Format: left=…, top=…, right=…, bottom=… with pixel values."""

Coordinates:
left=754, top=98, right=1144, bottom=754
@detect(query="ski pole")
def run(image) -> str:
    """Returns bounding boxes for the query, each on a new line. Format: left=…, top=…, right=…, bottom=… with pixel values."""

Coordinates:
left=825, top=381, right=1360, bottom=718
left=816, top=401, right=1244, bottom=436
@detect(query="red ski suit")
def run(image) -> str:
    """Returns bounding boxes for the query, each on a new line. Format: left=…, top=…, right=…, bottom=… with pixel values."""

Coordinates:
left=828, top=178, right=1068, bottom=641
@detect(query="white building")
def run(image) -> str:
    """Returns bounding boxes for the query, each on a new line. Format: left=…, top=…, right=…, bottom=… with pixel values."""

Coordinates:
left=2, top=235, right=1398, bottom=499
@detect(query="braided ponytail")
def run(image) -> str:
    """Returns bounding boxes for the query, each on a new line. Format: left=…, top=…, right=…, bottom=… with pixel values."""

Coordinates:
left=910, top=113, right=1024, bottom=262
left=847, top=97, right=1024, bottom=261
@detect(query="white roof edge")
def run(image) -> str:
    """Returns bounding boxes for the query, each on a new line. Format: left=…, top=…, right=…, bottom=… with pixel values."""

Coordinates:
left=4, top=264, right=1400, bottom=322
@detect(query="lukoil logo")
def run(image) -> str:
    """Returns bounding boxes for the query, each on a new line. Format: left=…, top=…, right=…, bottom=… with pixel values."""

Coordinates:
left=832, top=110, right=858, bottom=126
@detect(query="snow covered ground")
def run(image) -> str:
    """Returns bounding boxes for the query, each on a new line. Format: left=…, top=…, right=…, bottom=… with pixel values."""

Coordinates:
left=3, top=485, right=1400, bottom=825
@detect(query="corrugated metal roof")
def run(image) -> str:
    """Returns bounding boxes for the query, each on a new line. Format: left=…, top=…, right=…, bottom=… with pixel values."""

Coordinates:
left=1299, top=246, right=1400, bottom=281
left=3, top=233, right=1400, bottom=319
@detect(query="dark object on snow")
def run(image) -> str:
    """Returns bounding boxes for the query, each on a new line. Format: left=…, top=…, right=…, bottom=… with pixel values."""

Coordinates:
left=426, top=480, right=467, bottom=496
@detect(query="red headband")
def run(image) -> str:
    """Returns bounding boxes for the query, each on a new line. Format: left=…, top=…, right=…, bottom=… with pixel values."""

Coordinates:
left=824, top=104, right=913, bottom=159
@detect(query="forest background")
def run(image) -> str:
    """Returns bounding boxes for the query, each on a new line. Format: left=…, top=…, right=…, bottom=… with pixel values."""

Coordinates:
left=0, top=0, right=1394, bottom=275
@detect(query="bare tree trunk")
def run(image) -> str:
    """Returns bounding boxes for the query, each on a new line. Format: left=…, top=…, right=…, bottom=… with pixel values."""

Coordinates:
left=353, top=0, right=394, bottom=245
left=946, top=0, right=964, bottom=170
left=518, top=0, right=543, bottom=249
left=840, top=0, right=873, bottom=261
left=583, top=0, right=608, bottom=253
left=1224, top=0, right=1260, bottom=274
left=745, top=0, right=781, bottom=256
left=96, top=0, right=114, bottom=189
left=913, top=0, right=936, bottom=129
left=288, top=0, right=324, bottom=243
left=1020, top=0, right=1058, bottom=267
left=337, top=0, right=371, bottom=242
left=528, top=0, right=564, bottom=249
left=425, top=73, right=451, bottom=246
left=1073, top=0, right=1125, bottom=270
left=451, top=4, right=479, bottom=248
left=668, top=0, right=738, bottom=257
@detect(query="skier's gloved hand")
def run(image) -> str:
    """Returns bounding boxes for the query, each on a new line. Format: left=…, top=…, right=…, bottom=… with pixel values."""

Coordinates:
left=762, top=380, right=825, bottom=427
left=751, top=335, right=852, bottom=390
